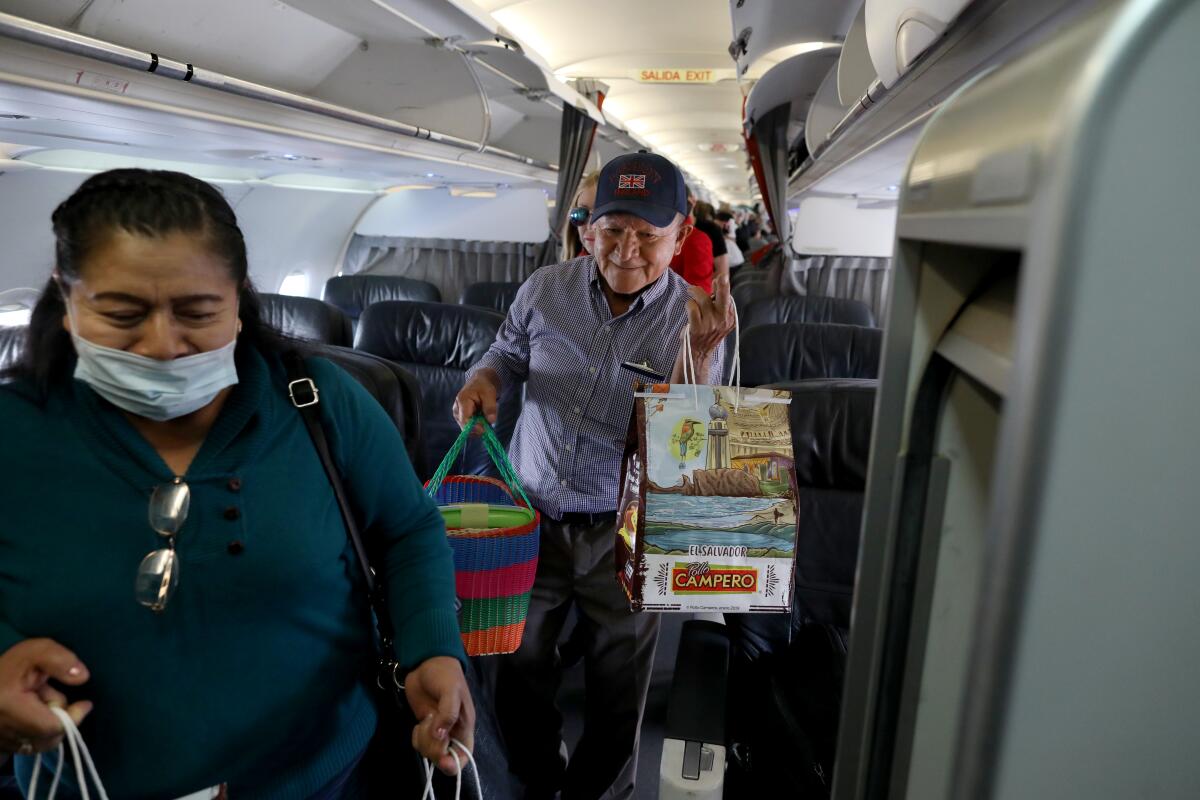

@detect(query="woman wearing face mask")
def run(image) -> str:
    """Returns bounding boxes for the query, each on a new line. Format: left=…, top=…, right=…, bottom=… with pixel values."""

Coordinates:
left=0, top=169, right=472, bottom=798
left=561, top=171, right=599, bottom=261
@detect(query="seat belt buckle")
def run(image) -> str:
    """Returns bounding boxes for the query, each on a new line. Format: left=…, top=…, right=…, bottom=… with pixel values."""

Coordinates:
left=288, top=377, right=319, bottom=408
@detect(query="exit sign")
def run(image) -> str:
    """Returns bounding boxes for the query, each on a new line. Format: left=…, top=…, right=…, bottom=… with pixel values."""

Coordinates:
left=635, top=69, right=719, bottom=84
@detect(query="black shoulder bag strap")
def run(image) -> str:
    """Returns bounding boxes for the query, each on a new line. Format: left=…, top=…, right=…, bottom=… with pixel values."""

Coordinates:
left=282, top=351, right=405, bottom=695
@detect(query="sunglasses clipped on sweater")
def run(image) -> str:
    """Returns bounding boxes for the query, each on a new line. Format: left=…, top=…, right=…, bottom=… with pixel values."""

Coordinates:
left=568, top=206, right=591, bottom=226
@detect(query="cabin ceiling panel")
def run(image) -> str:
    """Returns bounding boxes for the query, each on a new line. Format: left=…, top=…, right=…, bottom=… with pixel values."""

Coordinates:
left=471, top=0, right=754, bottom=204
left=62, top=0, right=363, bottom=95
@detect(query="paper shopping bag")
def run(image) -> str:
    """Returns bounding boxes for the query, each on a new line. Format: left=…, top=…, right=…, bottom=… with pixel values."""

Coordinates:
left=615, top=384, right=797, bottom=613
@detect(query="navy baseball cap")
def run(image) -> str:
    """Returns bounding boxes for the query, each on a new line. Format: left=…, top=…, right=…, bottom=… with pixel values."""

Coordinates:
left=591, top=152, right=688, bottom=229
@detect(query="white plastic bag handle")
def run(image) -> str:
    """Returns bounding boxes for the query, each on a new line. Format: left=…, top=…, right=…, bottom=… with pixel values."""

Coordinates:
left=680, top=300, right=742, bottom=410
left=27, top=707, right=110, bottom=800
left=422, top=738, right=483, bottom=800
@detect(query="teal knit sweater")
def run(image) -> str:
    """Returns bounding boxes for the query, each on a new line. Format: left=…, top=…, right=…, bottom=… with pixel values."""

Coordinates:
left=0, top=348, right=464, bottom=798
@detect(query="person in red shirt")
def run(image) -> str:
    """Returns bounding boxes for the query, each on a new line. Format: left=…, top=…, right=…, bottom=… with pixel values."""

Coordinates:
left=669, top=192, right=714, bottom=294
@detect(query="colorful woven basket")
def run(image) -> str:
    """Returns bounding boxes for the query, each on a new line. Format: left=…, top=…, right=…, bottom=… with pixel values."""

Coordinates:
left=426, top=416, right=539, bottom=656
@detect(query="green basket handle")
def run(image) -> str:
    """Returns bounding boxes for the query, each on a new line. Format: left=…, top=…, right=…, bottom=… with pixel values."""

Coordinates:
left=425, top=414, right=533, bottom=511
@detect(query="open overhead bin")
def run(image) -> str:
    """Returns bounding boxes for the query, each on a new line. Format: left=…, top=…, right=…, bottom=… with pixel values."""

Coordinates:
left=744, top=49, right=841, bottom=155
left=743, top=48, right=839, bottom=248
left=837, top=4, right=877, bottom=105
left=728, top=0, right=857, bottom=79
left=804, top=63, right=846, bottom=157
left=787, top=0, right=1090, bottom=202
left=865, top=0, right=974, bottom=88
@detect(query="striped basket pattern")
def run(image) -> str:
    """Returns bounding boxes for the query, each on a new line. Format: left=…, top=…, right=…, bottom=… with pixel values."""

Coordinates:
left=427, top=418, right=540, bottom=656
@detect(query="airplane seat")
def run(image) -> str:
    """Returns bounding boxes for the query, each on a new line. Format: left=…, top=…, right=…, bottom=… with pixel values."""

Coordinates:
left=661, top=378, right=876, bottom=799
left=740, top=322, right=882, bottom=385
left=353, top=301, right=516, bottom=481
left=724, top=377, right=875, bottom=797
left=322, top=275, right=442, bottom=326
left=460, top=281, right=522, bottom=315
left=741, top=295, right=877, bottom=329
left=731, top=280, right=777, bottom=311
left=0, top=325, right=25, bottom=377
left=299, top=343, right=425, bottom=474
left=258, top=293, right=354, bottom=346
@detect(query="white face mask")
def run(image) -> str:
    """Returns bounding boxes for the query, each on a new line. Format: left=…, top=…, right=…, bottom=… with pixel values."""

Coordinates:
left=70, top=325, right=240, bottom=422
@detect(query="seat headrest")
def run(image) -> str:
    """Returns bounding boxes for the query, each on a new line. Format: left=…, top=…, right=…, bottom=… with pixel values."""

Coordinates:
left=302, top=343, right=425, bottom=470
left=0, top=325, right=26, bottom=375
left=731, top=280, right=776, bottom=310
left=460, top=282, right=522, bottom=315
left=740, top=322, right=881, bottom=385
left=763, top=378, right=877, bottom=490
left=258, top=294, right=353, bottom=347
left=354, top=301, right=504, bottom=370
left=741, top=296, right=876, bottom=329
left=323, top=275, right=441, bottom=319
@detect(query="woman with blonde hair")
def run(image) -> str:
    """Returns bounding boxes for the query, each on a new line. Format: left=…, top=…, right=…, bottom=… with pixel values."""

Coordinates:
left=561, top=170, right=600, bottom=262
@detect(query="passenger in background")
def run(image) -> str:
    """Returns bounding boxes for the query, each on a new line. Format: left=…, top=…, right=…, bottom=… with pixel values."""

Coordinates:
left=562, top=171, right=601, bottom=261
left=735, top=212, right=755, bottom=254
left=716, top=211, right=745, bottom=271
left=668, top=189, right=714, bottom=294
left=691, top=200, right=729, bottom=283
left=0, top=169, right=472, bottom=798
left=453, top=152, right=732, bottom=800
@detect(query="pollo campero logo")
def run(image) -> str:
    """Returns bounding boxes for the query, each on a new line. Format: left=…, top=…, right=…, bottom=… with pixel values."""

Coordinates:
left=672, top=561, right=758, bottom=594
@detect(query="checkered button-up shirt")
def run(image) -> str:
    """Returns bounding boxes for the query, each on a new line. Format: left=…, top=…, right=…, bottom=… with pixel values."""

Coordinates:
left=470, top=256, right=723, bottom=519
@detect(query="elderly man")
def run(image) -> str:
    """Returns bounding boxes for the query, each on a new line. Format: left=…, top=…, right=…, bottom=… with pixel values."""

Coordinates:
left=453, top=152, right=731, bottom=800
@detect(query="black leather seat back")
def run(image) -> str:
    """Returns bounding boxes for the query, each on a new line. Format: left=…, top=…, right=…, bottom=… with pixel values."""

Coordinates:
left=460, top=282, right=522, bottom=315
left=740, top=296, right=876, bottom=329
left=354, top=301, right=516, bottom=479
left=732, top=280, right=775, bottom=310
left=323, top=275, right=442, bottom=323
left=303, top=343, right=425, bottom=473
left=259, top=294, right=353, bottom=346
left=740, top=322, right=881, bottom=385
left=722, top=378, right=877, bottom=797
left=0, top=326, right=25, bottom=378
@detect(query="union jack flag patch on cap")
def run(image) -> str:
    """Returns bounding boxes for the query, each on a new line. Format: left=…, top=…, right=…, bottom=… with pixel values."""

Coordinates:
left=618, top=174, right=647, bottom=190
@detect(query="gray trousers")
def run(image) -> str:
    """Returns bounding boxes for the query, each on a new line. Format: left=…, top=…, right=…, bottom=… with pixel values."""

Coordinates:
left=496, top=514, right=660, bottom=800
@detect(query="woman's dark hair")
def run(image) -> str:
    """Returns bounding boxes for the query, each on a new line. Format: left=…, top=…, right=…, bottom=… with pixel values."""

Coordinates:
left=3, top=168, right=291, bottom=395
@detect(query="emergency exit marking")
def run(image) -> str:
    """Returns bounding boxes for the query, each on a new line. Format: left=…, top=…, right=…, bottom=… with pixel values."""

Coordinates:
left=74, top=71, right=130, bottom=95
left=636, top=69, right=717, bottom=84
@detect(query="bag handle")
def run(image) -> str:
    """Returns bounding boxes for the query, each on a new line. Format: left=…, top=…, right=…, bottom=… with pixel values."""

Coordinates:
left=283, top=351, right=405, bottom=695
left=680, top=300, right=742, bottom=408
left=426, top=415, right=533, bottom=511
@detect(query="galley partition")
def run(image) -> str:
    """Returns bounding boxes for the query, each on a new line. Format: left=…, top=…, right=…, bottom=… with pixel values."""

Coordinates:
left=834, top=2, right=1200, bottom=799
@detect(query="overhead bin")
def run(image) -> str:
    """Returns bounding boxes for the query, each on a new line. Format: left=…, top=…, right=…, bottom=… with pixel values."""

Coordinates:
left=837, top=4, right=877, bottom=106
left=0, top=5, right=568, bottom=179
left=865, top=0, right=973, bottom=88
left=787, top=0, right=1087, bottom=201
left=727, top=0, right=855, bottom=78
left=835, top=2, right=1200, bottom=800
left=744, top=49, right=841, bottom=149
left=803, top=63, right=846, bottom=158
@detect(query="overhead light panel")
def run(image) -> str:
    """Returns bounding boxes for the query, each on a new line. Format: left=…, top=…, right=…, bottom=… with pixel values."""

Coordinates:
left=386, top=183, right=439, bottom=192
left=250, top=152, right=321, bottom=163
left=449, top=186, right=498, bottom=198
